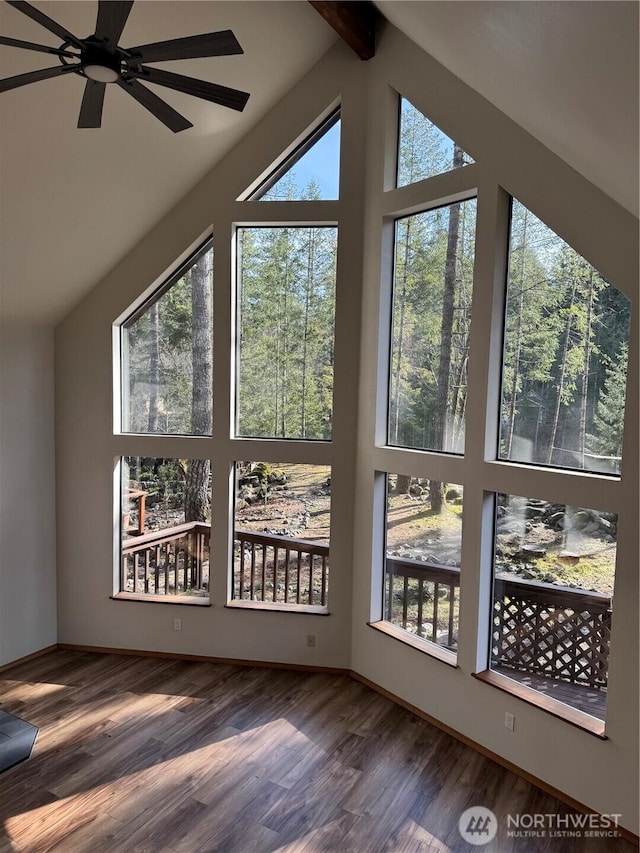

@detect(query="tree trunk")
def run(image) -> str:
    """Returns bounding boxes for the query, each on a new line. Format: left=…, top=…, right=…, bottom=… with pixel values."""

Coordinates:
left=391, top=218, right=412, bottom=443
left=504, top=208, right=528, bottom=457
left=147, top=301, right=159, bottom=432
left=301, top=230, right=316, bottom=437
left=184, top=253, right=213, bottom=522
left=578, top=267, right=595, bottom=469
left=395, top=474, right=411, bottom=494
left=547, top=279, right=578, bottom=466
left=430, top=145, right=464, bottom=512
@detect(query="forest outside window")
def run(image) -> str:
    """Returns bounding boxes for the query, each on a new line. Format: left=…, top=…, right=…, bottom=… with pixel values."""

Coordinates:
left=489, top=493, right=617, bottom=723
left=231, top=462, right=331, bottom=611
left=397, top=97, right=474, bottom=187
left=382, top=473, right=463, bottom=661
left=499, top=199, right=631, bottom=475
left=121, top=240, right=213, bottom=436
left=119, top=457, right=211, bottom=602
left=388, top=199, right=477, bottom=452
left=236, top=227, right=337, bottom=440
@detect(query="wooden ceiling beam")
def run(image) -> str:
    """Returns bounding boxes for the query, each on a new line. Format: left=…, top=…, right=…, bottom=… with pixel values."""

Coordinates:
left=309, top=1, right=378, bottom=60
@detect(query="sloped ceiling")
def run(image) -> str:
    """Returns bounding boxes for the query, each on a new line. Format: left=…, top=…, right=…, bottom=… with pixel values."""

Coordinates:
left=0, top=1, right=337, bottom=324
left=0, top=0, right=637, bottom=325
left=376, top=1, right=639, bottom=220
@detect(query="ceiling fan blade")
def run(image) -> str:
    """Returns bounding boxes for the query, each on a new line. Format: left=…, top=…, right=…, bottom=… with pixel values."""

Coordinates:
left=0, top=35, right=77, bottom=58
left=118, top=78, right=192, bottom=133
left=127, top=31, right=243, bottom=64
left=0, top=63, right=77, bottom=93
left=94, top=1, right=134, bottom=49
left=130, top=66, right=249, bottom=112
left=78, top=79, right=106, bottom=128
left=5, top=1, right=83, bottom=49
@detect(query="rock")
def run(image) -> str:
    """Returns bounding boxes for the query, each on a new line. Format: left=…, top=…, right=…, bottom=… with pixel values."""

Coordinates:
left=558, top=551, right=580, bottom=565
left=519, top=544, right=547, bottom=559
left=570, top=510, right=591, bottom=530
left=548, top=511, right=565, bottom=529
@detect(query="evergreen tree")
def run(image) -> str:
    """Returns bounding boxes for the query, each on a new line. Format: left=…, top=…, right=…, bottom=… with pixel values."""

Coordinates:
left=590, top=341, right=628, bottom=470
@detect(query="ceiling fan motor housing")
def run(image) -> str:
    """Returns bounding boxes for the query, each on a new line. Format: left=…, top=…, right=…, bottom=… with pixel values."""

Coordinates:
left=81, top=44, right=122, bottom=83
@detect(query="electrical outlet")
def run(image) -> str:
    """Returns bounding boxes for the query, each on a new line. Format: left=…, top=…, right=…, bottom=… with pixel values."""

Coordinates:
left=504, top=712, right=515, bottom=731
left=306, top=634, right=316, bottom=648
left=173, top=618, right=182, bottom=631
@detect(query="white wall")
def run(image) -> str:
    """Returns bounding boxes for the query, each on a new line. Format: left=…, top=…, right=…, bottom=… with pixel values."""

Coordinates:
left=54, top=24, right=638, bottom=836
left=0, top=325, right=57, bottom=665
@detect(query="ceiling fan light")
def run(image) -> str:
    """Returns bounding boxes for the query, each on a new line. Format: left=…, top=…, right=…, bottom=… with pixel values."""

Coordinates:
left=83, top=64, right=119, bottom=83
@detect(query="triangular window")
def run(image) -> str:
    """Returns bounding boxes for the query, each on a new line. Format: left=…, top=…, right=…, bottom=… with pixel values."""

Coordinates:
left=250, top=109, right=340, bottom=201
left=397, top=97, right=473, bottom=187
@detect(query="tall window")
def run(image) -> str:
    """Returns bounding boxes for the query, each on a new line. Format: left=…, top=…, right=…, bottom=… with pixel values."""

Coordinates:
left=482, top=200, right=630, bottom=722
left=116, top=241, right=213, bottom=602
left=388, top=199, right=477, bottom=453
left=236, top=226, right=337, bottom=440
left=378, top=98, right=478, bottom=661
left=500, top=199, right=631, bottom=475
left=374, top=93, right=632, bottom=731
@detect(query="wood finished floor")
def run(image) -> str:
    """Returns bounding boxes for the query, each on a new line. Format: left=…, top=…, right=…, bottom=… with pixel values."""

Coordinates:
left=0, top=651, right=634, bottom=853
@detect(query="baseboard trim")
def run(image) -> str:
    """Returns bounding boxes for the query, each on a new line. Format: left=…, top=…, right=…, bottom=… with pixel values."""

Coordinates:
left=56, top=643, right=350, bottom=676
left=0, top=644, right=58, bottom=674
left=350, top=671, right=639, bottom=846
left=8, top=644, right=637, bottom=844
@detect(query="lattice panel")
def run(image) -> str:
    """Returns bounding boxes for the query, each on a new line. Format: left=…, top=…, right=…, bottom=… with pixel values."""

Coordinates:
left=491, top=594, right=611, bottom=689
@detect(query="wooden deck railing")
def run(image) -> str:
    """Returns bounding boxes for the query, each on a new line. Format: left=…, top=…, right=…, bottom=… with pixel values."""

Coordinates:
left=385, top=557, right=460, bottom=648
left=492, top=575, right=611, bottom=689
left=234, top=530, right=329, bottom=606
left=385, top=557, right=612, bottom=689
left=122, top=524, right=610, bottom=689
left=121, top=522, right=210, bottom=596
left=121, top=524, right=329, bottom=607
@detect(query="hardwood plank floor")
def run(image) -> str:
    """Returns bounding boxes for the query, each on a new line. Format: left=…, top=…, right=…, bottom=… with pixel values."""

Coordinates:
left=0, top=651, right=634, bottom=852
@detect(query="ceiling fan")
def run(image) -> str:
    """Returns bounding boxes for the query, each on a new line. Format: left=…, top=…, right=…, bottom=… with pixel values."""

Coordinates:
left=0, top=0, right=250, bottom=132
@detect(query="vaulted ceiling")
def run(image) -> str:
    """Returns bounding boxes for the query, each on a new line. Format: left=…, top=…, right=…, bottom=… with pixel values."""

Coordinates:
left=0, top=1, right=637, bottom=325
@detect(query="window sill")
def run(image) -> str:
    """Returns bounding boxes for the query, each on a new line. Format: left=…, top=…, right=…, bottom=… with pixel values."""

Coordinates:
left=111, top=592, right=211, bottom=606
left=368, top=621, right=458, bottom=667
left=225, top=599, right=329, bottom=615
left=472, top=670, right=607, bottom=739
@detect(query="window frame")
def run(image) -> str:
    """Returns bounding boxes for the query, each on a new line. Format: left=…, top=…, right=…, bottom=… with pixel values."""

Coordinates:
left=370, top=92, right=629, bottom=735
left=386, top=195, right=478, bottom=454
left=119, top=236, right=214, bottom=438
left=233, top=224, right=339, bottom=443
